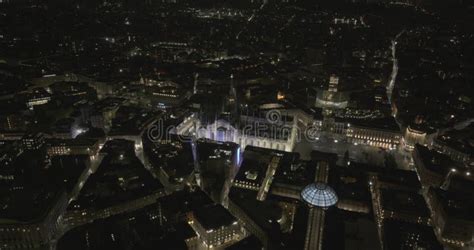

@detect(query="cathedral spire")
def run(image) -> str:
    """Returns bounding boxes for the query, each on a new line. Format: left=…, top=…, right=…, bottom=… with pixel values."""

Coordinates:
left=193, top=73, right=199, bottom=94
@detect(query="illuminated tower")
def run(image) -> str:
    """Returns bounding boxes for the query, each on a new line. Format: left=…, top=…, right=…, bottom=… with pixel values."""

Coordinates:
left=328, top=75, right=339, bottom=92
left=229, top=74, right=237, bottom=104
left=193, top=73, right=199, bottom=94
left=228, top=74, right=239, bottom=125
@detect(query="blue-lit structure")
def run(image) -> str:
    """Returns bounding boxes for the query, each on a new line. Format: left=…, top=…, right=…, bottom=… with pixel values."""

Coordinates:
left=301, top=182, right=338, bottom=208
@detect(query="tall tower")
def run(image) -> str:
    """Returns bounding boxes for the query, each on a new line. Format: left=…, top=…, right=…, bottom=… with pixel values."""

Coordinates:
left=193, top=73, right=199, bottom=94
left=328, top=74, right=339, bottom=92
left=228, top=74, right=240, bottom=124
left=229, top=74, right=237, bottom=103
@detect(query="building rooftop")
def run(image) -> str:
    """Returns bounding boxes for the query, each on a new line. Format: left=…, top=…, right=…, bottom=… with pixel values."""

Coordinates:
left=228, top=188, right=282, bottom=233
left=158, top=189, right=214, bottom=219
left=415, top=144, right=466, bottom=177
left=226, top=235, right=262, bottom=250
left=146, top=138, right=194, bottom=183
left=46, top=138, right=100, bottom=147
left=196, top=139, right=239, bottom=200
left=380, top=188, right=430, bottom=218
left=435, top=124, right=474, bottom=156
left=323, top=209, right=381, bottom=250
left=273, top=159, right=315, bottom=188
left=234, top=146, right=276, bottom=187
left=432, top=188, right=474, bottom=222
left=68, top=151, right=163, bottom=210
left=193, top=204, right=237, bottom=230
left=328, top=167, right=372, bottom=204
left=58, top=202, right=193, bottom=250
left=348, top=162, right=421, bottom=190
left=279, top=203, right=309, bottom=250
left=0, top=152, right=87, bottom=223
left=382, top=220, right=442, bottom=250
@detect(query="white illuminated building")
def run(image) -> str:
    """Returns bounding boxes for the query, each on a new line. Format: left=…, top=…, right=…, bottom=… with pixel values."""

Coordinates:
left=315, top=75, right=349, bottom=109
left=27, top=96, right=51, bottom=108
left=183, top=109, right=299, bottom=152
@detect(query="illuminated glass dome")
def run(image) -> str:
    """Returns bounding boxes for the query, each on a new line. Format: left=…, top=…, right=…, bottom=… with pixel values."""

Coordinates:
left=301, top=182, right=338, bottom=208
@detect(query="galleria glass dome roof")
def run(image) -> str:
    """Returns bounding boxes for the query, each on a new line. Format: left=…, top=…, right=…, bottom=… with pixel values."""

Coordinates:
left=301, top=182, right=338, bottom=208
